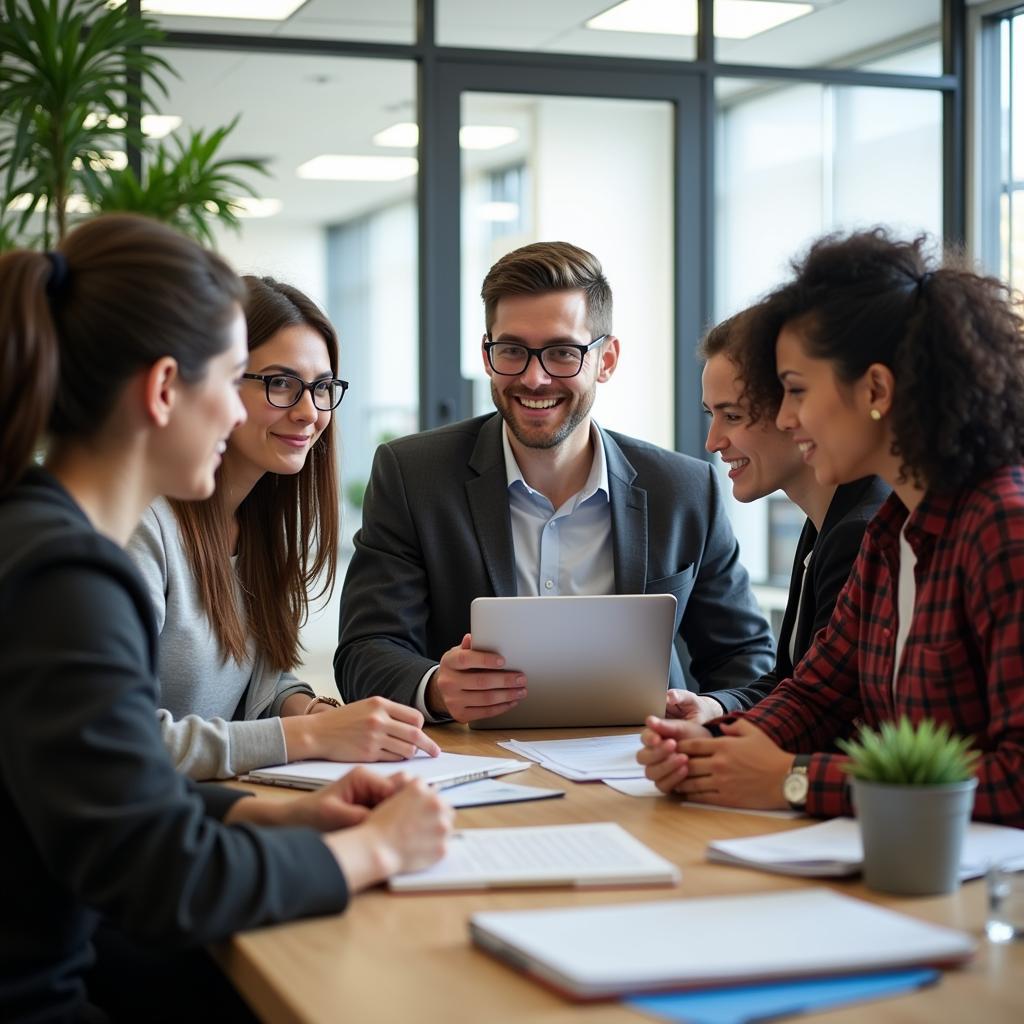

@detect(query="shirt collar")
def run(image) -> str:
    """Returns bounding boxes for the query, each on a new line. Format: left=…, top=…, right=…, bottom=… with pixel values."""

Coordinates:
left=502, top=421, right=609, bottom=505
left=865, top=486, right=962, bottom=555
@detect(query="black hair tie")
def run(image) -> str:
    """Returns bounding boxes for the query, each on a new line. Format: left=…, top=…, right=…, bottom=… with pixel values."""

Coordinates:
left=916, top=270, right=934, bottom=297
left=44, top=251, right=70, bottom=302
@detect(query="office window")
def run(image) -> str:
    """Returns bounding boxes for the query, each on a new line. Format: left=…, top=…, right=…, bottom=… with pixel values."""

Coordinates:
left=997, top=10, right=1024, bottom=293
left=438, top=0, right=696, bottom=60
left=461, top=92, right=676, bottom=450
left=714, top=75, right=942, bottom=582
left=150, top=48, right=417, bottom=672
left=714, top=0, right=942, bottom=74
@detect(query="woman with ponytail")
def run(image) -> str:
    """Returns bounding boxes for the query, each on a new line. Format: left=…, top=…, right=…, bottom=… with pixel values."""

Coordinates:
left=0, top=215, right=450, bottom=1023
left=639, top=229, right=1024, bottom=827
left=128, top=276, right=438, bottom=781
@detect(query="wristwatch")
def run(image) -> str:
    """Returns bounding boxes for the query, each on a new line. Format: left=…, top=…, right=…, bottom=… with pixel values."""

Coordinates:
left=304, top=695, right=342, bottom=714
left=782, top=754, right=811, bottom=811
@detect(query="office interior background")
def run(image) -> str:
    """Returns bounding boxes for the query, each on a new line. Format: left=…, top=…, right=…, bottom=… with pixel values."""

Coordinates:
left=76, top=0, right=1022, bottom=684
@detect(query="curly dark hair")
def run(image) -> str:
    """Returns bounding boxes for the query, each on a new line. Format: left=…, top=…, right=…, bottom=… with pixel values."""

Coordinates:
left=744, top=228, right=1024, bottom=492
left=698, top=302, right=787, bottom=426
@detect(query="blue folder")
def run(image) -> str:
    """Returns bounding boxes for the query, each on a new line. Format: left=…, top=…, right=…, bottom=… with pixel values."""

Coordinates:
left=625, top=968, right=939, bottom=1024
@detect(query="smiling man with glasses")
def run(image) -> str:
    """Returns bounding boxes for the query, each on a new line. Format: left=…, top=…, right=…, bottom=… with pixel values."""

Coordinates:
left=336, top=241, right=774, bottom=724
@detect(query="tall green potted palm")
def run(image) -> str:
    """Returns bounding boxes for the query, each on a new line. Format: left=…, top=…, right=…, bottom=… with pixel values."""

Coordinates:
left=0, top=0, right=266, bottom=248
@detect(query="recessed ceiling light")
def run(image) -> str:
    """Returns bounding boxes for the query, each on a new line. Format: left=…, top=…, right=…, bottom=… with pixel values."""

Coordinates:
left=138, top=1, right=307, bottom=18
left=477, top=201, right=520, bottom=223
left=232, top=197, right=283, bottom=218
left=141, top=114, right=183, bottom=138
left=459, top=126, right=520, bottom=150
left=372, top=122, right=419, bottom=148
left=296, top=155, right=418, bottom=182
left=372, top=122, right=520, bottom=151
left=7, top=194, right=92, bottom=214
left=82, top=112, right=182, bottom=138
left=586, top=0, right=813, bottom=41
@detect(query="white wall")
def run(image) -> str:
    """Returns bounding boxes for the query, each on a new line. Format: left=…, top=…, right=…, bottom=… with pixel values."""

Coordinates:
left=533, top=97, right=674, bottom=450
left=210, top=218, right=328, bottom=308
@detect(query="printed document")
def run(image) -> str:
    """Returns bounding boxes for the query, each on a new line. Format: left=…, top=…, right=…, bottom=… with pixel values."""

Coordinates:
left=240, top=750, right=528, bottom=791
left=707, top=816, right=1024, bottom=878
left=390, top=822, right=679, bottom=891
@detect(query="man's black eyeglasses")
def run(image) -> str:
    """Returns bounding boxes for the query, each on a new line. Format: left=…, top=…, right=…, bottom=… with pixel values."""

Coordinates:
left=242, top=373, right=349, bottom=411
left=483, top=334, right=608, bottom=378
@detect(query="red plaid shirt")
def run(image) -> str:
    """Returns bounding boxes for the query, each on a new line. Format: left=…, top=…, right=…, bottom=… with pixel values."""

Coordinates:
left=740, top=467, right=1024, bottom=825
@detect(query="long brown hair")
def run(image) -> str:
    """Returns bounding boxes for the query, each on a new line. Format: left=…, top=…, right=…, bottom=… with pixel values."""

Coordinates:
left=0, top=214, right=243, bottom=495
left=170, top=277, right=341, bottom=671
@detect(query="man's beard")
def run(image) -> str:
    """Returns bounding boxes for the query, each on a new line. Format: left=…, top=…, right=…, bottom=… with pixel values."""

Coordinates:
left=491, top=380, right=596, bottom=450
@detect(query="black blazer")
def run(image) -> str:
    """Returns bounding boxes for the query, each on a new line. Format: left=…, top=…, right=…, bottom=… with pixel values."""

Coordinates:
left=0, top=471, right=347, bottom=1023
left=771, top=475, right=891, bottom=685
left=336, top=414, right=775, bottom=710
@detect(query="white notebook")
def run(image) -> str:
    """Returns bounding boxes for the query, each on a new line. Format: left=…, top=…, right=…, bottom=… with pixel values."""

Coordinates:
left=707, top=817, right=1024, bottom=879
left=390, top=822, right=679, bottom=891
left=239, top=750, right=528, bottom=791
left=470, top=888, right=976, bottom=1000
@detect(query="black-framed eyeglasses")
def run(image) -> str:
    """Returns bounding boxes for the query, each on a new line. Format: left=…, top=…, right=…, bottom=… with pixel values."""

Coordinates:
left=482, top=334, right=608, bottom=378
left=242, top=373, right=349, bottom=411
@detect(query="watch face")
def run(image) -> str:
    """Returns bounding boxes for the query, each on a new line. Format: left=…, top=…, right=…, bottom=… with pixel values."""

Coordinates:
left=783, top=771, right=809, bottom=805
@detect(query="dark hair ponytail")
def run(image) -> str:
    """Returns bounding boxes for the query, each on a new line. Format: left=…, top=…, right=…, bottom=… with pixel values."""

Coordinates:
left=0, top=214, right=245, bottom=495
left=764, top=228, right=1024, bottom=491
left=0, top=252, right=60, bottom=493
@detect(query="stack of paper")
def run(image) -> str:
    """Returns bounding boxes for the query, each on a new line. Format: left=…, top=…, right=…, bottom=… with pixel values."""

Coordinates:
left=239, top=750, right=528, bottom=791
left=391, top=822, right=679, bottom=891
left=499, top=734, right=645, bottom=782
left=707, top=816, right=1024, bottom=879
left=470, top=888, right=976, bottom=1000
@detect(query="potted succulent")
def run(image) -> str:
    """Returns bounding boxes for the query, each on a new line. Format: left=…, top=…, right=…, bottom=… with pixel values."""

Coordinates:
left=839, top=717, right=979, bottom=896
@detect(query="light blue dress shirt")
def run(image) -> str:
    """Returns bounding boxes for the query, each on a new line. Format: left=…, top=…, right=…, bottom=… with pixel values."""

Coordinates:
left=502, top=423, right=614, bottom=597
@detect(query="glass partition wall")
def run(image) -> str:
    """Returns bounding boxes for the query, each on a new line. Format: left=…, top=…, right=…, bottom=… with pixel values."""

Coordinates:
left=139, top=0, right=964, bottom=668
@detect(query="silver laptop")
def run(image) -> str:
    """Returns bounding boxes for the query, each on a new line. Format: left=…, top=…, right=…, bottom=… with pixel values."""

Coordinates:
left=468, top=594, right=677, bottom=730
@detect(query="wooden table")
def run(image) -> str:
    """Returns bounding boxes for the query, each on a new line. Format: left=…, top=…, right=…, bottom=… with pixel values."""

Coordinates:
left=216, top=726, right=1023, bottom=1024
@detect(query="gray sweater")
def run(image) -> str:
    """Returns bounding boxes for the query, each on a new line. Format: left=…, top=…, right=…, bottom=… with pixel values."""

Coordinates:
left=128, top=499, right=313, bottom=779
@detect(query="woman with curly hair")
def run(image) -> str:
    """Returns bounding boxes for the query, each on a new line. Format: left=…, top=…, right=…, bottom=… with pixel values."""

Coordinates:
left=683, top=305, right=887, bottom=724
left=639, top=228, right=1024, bottom=826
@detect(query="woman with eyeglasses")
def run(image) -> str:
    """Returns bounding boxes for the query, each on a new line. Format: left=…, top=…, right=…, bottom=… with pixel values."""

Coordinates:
left=129, top=276, right=439, bottom=781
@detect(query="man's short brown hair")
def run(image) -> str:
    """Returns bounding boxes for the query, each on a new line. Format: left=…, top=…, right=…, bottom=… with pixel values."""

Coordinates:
left=481, top=241, right=612, bottom=336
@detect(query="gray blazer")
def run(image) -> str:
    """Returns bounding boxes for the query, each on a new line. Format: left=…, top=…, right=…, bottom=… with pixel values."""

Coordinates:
left=335, top=414, right=774, bottom=710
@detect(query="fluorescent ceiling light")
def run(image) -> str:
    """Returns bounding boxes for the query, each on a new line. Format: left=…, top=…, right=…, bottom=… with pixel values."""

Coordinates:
left=477, top=201, right=520, bottom=223
left=296, top=155, right=418, bottom=181
left=372, top=122, right=419, bottom=148
left=71, top=151, right=128, bottom=171
left=83, top=112, right=182, bottom=138
left=372, top=122, right=520, bottom=151
left=141, top=114, right=183, bottom=138
left=586, top=0, right=812, bottom=41
left=459, top=125, right=520, bottom=150
left=231, top=197, right=283, bottom=218
left=7, top=194, right=92, bottom=214
left=138, top=1, right=306, bottom=18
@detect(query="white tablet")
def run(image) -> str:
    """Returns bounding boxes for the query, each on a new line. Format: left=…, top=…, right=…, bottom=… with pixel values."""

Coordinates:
left=468, top=594, right=677, bottom=729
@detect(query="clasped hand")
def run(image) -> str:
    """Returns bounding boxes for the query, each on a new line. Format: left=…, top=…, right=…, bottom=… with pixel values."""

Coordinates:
left=637, top=715, right=793, bottom=810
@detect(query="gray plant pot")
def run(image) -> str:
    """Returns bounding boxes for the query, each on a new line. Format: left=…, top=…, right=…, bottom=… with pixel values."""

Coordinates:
left=851, top=777, right=978, bottom=896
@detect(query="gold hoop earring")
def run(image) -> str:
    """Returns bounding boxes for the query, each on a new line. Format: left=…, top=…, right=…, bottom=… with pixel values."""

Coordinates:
left=869, top=408, right=882, bottom=421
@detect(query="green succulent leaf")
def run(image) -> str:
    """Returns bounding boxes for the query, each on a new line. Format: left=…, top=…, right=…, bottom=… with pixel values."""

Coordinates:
left=838, top=716, right=980, bottom=785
